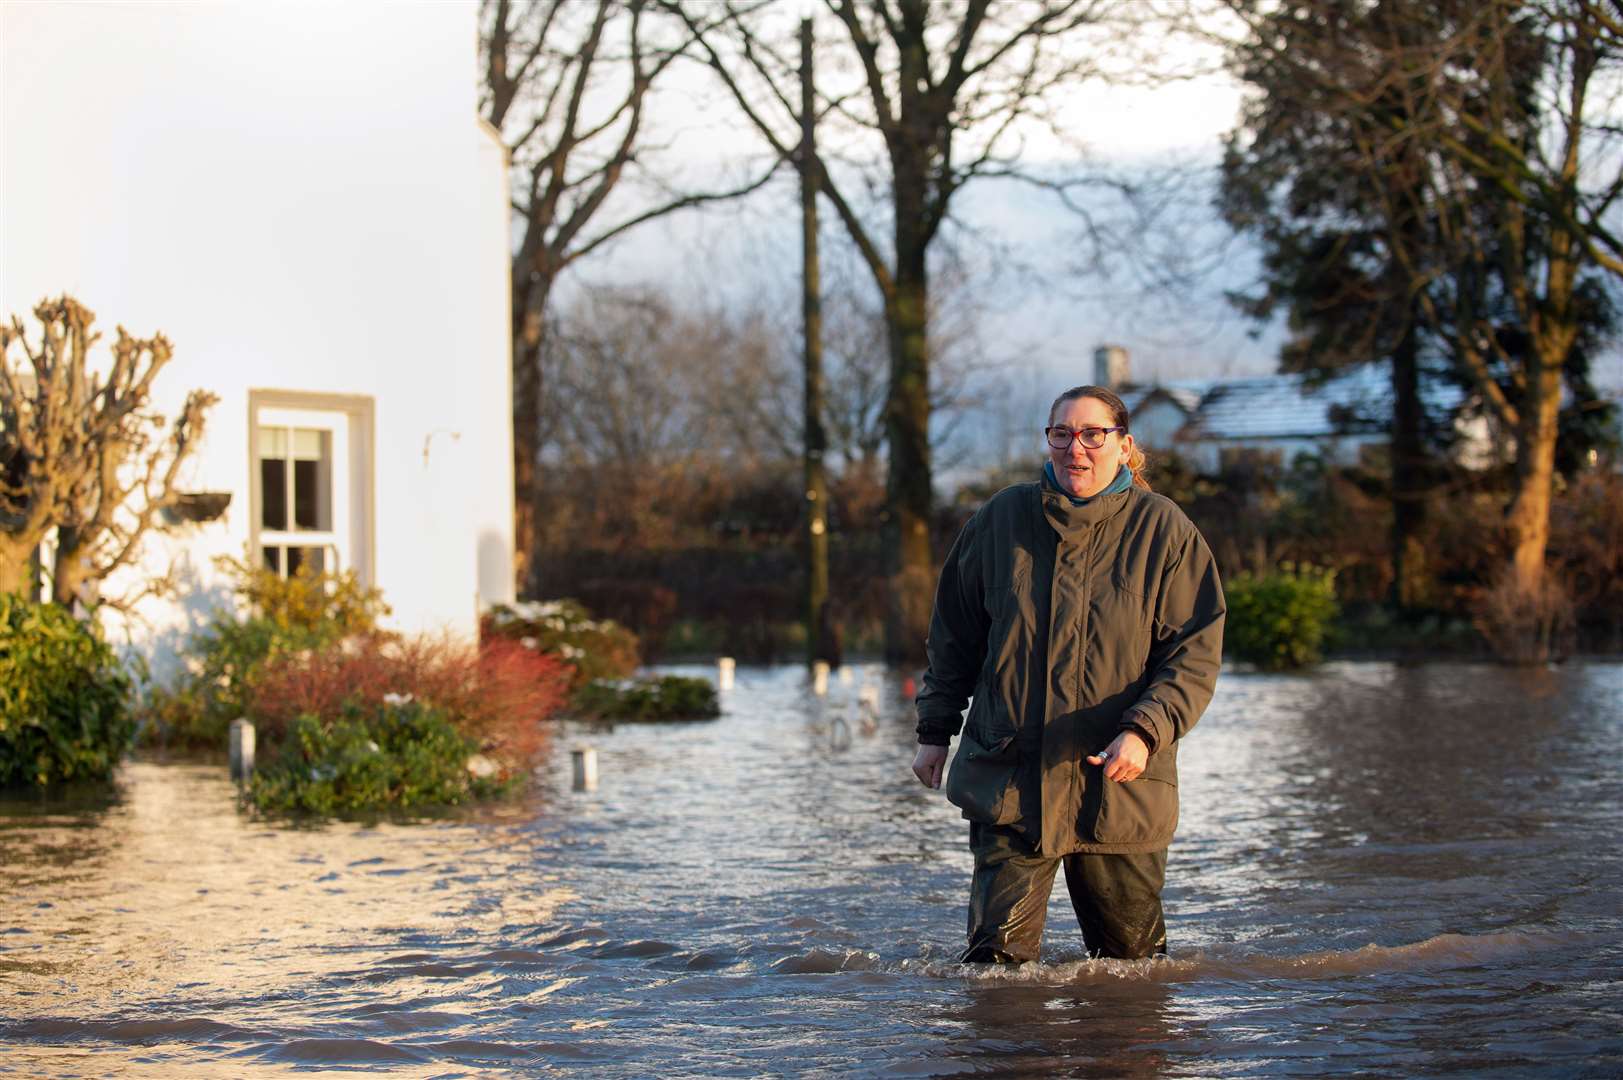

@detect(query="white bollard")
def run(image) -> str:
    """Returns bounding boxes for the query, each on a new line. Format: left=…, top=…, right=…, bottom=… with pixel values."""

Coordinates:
left=229, top=718, right=255, bottom=781
left=838, top=666, right=854, bottom=687
left=572, top=747, right=598, bottom=792
left=857, top=685, right=881, bottom=735
left=812, top=660, right=830, bottom=696
left=829, top=715, right=852, bottom=750
left=717, top=657, right=736, bottom=691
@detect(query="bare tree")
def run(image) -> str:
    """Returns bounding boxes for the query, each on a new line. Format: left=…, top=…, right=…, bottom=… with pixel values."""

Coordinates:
left=0, top=297, right=216, bottom=610
left=530, top=284, right=802, bottom=557
left=819, top=254, right=994, bottom=479
left=541, top=284, right=798, bottom=471
left=668, top=0, right=1127, bottom=658
left=480, top=0, right=780, bottom=597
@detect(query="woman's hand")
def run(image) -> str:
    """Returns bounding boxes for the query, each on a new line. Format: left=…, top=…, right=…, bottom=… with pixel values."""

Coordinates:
left=912, top=744, right=949, bottom=789
left=1087, top=729, right=1148, bottom=782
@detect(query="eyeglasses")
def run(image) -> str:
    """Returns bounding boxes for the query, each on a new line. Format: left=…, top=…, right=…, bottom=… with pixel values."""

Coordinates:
left=1045, top=425, right=1125, bottom=450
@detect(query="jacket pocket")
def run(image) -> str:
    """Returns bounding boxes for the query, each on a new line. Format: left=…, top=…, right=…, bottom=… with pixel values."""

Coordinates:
left=1090, top=773, right=1178, bottom=847
left=944, top=725, right=1021, bottom=826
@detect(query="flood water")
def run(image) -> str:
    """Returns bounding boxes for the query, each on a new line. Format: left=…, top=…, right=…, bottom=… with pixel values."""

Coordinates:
left=2, top=661, right=1620, bottom=1077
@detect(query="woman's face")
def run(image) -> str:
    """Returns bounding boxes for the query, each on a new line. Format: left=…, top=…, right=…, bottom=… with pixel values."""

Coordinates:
left=1047, top=395, right=1134, bottom=500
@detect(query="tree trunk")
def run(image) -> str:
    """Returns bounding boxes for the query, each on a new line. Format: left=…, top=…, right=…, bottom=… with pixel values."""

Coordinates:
left=50, top=525, right=89, bottom=608
left=1388, top=320, right=1429, bottom=612
left=0, top=541, right=30, bottom=597
left=1506, top=205, right=1581, bottom=597
left=800, top=19, right=832, bottom=667
left=511, top=270, right=553, bottom=601
left=883, top=248, right=933, bottom=664
left=1507, top=351, right=1564, bottom=594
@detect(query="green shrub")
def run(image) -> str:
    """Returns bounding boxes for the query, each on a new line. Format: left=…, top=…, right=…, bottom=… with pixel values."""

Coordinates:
left=484, top=599, right=639, bottom=689
left=0, top=594, right=134, bottom=786
left=572, top=675, right=721, bottom=721
left=247, top=699, right=513, bottom=815
left=1224, top=564, right=1339, bottom=670
left=141, top=559, right=389, bottom=747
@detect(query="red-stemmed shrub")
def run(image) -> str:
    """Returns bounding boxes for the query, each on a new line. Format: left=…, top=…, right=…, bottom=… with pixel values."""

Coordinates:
left=249, top=633, right=572, bottom=767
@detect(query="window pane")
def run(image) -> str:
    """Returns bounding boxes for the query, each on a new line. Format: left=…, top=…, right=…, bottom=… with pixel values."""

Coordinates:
left=263, top=546, right=282, bottom=574
left=261, top=456, right=287, bottom=530
left=292, top=428, right=325, bottom=460
left=294, top=467, right=331, bottom=531
left=291, top=429, right=331, bottom=531
left=258, top=428, right=287, bottom=459
left=286, top=545, right=325, bottom=577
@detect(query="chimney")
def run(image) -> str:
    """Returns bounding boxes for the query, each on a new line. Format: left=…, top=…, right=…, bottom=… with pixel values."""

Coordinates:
left=1093, top=345, right=1131, bottom=388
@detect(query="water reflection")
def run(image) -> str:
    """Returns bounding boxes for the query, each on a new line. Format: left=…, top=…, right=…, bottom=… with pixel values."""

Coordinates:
left=1173, top=662, right=1623, bottom=953
left=924, top=975, right=1178, bottom=1078
left=1, top=760, right=573, bottom=1021
left=1, top=661, right=1619, bottom=1076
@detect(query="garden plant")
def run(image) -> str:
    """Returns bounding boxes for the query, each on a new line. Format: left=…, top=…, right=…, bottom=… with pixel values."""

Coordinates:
left=143, top=563, right=577, bottom=816
left=1223, top=564, right=1340, bottom=671
left=571, top=674, right=721, bottom=722
left=484, top=599, right=639, bottom=689
left=141, top=557, right=390, bottom=747
left=0, top=594, right=134, bottom=786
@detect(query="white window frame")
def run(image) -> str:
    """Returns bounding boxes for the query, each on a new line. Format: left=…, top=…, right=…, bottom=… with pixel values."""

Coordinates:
left=247, top=390, right=375, bottom=585
left=256, top=406, right=348, bottom=577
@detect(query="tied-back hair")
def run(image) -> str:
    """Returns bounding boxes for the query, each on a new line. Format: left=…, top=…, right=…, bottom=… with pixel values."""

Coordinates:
left=1048, top=384, right=1152, bottom=491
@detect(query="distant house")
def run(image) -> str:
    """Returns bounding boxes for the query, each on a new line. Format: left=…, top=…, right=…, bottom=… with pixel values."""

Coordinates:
left=2, top=4, right=515, bottom=672
left=1089, top=348, right=1490, bottom=475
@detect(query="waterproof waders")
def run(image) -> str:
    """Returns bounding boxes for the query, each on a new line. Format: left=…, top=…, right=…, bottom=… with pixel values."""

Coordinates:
left=962, top=822, right=1168, bottom=962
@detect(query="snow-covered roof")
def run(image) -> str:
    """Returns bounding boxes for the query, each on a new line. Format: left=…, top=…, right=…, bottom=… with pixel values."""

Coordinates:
left=1119, top=365, right=1466, bottom=442
left=1122, top=381, right=1210, bottom=417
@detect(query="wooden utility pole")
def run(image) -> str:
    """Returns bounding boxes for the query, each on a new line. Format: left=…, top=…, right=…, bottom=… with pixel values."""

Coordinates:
left=800, top=18, right=830, bottom=667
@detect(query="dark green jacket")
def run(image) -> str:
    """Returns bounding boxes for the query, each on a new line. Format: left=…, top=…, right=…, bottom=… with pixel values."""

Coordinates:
left=916, top=474, right=1225, bottom=855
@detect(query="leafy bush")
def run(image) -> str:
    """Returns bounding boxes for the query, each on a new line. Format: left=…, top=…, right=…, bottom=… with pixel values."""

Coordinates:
left=248, top=633, right=570, bottom=767
left=484, top=599, right=638, bottom=689
left=247, top=700, right=512, bottom=815
left=141, top=558, right=389, bottom=747
left=572, top=675, right=721, bottom=721
left=1224, top=564, right=1340, bottom=670
left=0, top=595, right=133, bottom=786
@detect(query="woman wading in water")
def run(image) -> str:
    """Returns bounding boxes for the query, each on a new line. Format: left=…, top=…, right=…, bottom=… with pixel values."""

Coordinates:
left=910, top=385, right=1225, bottom=962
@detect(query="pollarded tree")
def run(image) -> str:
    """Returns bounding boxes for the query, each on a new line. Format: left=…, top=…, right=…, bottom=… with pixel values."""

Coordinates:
left=0, top=296, right=217, bottom=610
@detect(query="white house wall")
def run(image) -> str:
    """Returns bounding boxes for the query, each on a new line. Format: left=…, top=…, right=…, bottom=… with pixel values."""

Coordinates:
left=2, top=2, right=514, bottom=671
left=1131, top=400, right=1189, bottom=458
left=1182, top=435, right=1383, bottom=475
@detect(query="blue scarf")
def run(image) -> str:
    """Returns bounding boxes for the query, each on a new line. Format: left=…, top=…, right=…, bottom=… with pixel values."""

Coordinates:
left=1044, top=460, right=1134, bottom=506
